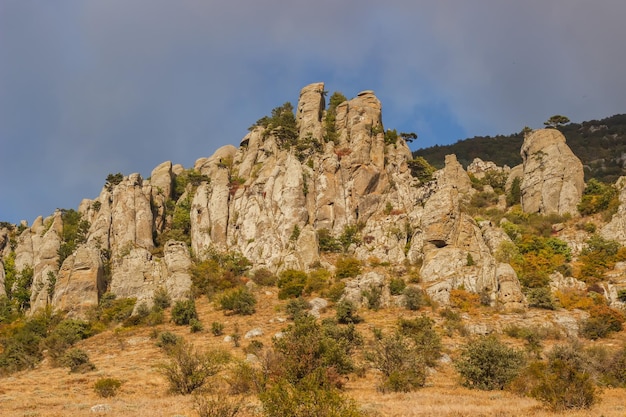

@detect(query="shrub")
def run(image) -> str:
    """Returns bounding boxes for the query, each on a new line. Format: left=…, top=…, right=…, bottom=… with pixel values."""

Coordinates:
left=153, top=287, right=172, bottom=310
left=189, top=318, right=204, bottom=333
left=450, top=288, right=480, bottom=311
left=226, top=361, right=261, bottom=395
left=285, top=298, right=311, bottom=320
left=0, top=311, right=51, bottom=374
left=403, top=286, right=425, bottom=311
left=317, top=228, right=342, bottom=253
left=156, top=331, right=182, bottom=350
left=367, top=331, right=427, bottom=392
left=158, top=341, right=230, bottom=395
left=407, top=157, right=436, bottom=182
left=526, top=287, right=556, bottom=310
left=580, top=305, right=624, bottom=339
left=43, top=318, right=93, bottom=363
left=211, top=322, right=225, bottom=336
left=171, top=299, right=198, bottom=325
left=97, top=295, right=136, bottom=324
left=397, top=316, right=442, bottom=367
left=455, top=335, right=525, bottom=390
left=218, top=287, right=256, bottom=315
left=194, top=394, right=242, bottom=417
left=336, top=300, right=362, bottom=324
left=60, top=348, right=96, bottom=373
left=525, top=344, right=597, bottom=411
left=577, top=178, right=618, bottom=216
left=304, top=268, right=331, bottom=295
left=272, top=316, right=359, bottom=384
left=389, top=278, right=406, bottom=296
left=277, top=269, right=307, bottom=299
left=335, top=257, right=362, bottom=279
left=251, top=268, right=276, bottom=287
left=260, top=372, right=363, bottom=417
left=361, top=284, right=382, bottom=311
left=94, top=378, right=123, bottom=398
left=325, top=281, right=346, bottom=302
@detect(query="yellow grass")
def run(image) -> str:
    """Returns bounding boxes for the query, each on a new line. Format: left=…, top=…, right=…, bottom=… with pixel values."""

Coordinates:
left=1, top=291, right=626, bottom=417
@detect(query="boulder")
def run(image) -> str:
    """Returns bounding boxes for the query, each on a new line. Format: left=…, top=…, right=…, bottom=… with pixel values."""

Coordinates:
left=520, top=129, right=584, bottom=215
left=52, top=245, right=105, bottom=317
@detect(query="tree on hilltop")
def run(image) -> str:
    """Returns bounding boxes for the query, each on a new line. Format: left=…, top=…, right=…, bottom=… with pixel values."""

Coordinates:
left=544, top=115, right=570, bottom=128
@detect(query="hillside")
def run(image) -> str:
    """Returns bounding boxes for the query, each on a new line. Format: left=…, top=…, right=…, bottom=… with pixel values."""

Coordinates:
left=2, top=83, right=626, bottom=416
left=415, top=114, right=626, bottom=183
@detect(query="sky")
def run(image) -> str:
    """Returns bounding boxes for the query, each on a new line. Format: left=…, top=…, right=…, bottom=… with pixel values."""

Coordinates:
left=2, top=1, right=626, bottom=225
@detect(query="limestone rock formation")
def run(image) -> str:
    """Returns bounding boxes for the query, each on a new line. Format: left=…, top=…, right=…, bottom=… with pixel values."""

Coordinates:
left=520, top=129, right=584, bottom=215
left=109, top=240, right=192, bottom=309
left=0, top=82, right=535, bottom=315
left=601, top=176, right=626, bottom=245
left=52, top=245, right=104, bottom=317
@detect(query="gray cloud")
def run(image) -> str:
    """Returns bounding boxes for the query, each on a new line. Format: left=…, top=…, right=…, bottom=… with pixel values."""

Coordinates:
left=1, top=1, right=626, bottom=223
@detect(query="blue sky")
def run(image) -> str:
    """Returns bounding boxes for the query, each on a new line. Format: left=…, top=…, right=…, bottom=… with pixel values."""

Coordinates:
left=2, top=1, right=626, bottom=225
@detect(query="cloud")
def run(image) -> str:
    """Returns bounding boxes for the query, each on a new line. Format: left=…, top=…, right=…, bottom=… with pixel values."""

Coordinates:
left=1, top=1, right=626, bottom=223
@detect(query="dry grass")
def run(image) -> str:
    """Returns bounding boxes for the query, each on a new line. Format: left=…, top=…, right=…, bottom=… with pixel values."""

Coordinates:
left=1, top=290, right=626, bottom=417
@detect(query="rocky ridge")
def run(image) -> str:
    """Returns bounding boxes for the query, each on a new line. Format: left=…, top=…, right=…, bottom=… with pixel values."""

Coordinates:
left=2, top=82, right=624, bottom=319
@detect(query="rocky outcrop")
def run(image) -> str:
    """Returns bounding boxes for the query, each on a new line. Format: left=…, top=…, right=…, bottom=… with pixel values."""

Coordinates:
left=342, top=271, right=390, bottom=308
left=109, top=240, right=192, bottom=309
left=601, top=177, right=626, bottom=245
left=1, top=83, right=538, bottom=314
left=52, top=245, right=104, bottom=317
left=520, top=129, right=584, bottom=215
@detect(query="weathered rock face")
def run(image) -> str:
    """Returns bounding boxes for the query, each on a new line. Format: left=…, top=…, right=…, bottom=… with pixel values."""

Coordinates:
left=190, top=83, right=416, bottom=270
left=419, top=160, right=525, bottom=309
left=520, top=129, right=584, bottom=215
left=51, top=245, right=104, bottom=317
left=1, top=83, right=535, bottom=314
left=296, top=82, right=325, bottom=140
left=342, top=271, right=390, bottom=308
left=601, top=177, right=626, bottom=245
left=109, top=240, right=192, bottom=308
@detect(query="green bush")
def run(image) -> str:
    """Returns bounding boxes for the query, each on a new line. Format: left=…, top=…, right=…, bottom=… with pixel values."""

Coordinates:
left=361, top=284, right=382, bottom=311
left=218, top=287, right=256, bottom=315
left=158, top=341, right=230, bottom=395
left=60, top=348, right=96, bottom=373
left=152, top=287, right=172, bottom=310
left=389, top=278, right=406, bottom=296
left=577, top=178, right=618, bottom=216
left=260, top=371, right=363, bottom=417
left=277, top=269, right=307, bottom=299
left=305, top=268, right=331, bottom=295
left=0, top=311, right=51, bottom=374
left=97, top=295, right=136, bottom=324
left=403, top=286, right=425, bottom=311
left=211, top=322, right=225, bottom=336
left=189, top=318, right=204, bottom=333
left=317, top=228, right=342, bottom=253
left=43, top=318, right=94, bottom=364
left=335, top=257, right=362, bottom=279
left=285, top=298, right=311, bottom=320
left=251, top=268, right=277, bottom=287
left=156, top=331, right=182, bottom=350
left=526, top=287, right=556, bottom=310
left=171, top=299, right=198, bottom=325
left=335, top=300, right=362, bottom=324
left=525, top=344, right=597, bottom=411
left=455, top=335, right=525, bottom=390
left=367, top=330, right=427, bottom=392
left=272, top=316, right=359, bottom=385
left=397, top=316, right=442, bottom=367
left=94, top=378, right=123, bottom=398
